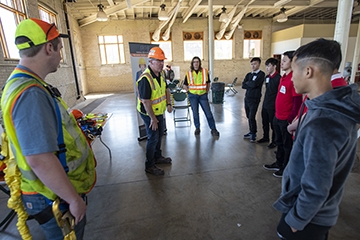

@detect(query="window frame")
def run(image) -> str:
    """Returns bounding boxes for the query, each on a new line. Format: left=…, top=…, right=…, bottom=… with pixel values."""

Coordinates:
left=0, top=0, right=26, bottom=59
left=38, top=4, right=65, bottom=62
left=98, top=35, right=126, bottom=65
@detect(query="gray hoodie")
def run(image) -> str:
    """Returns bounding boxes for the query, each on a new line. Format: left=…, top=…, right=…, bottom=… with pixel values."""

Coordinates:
left=273, top=84, right=360, bottom=231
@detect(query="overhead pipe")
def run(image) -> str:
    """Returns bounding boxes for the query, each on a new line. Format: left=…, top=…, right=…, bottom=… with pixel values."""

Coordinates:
left=162, top=1, right=182, bottom=41
left=216, top=4, right=239, bottom=40
left=225, top=0, right=255, bottom=40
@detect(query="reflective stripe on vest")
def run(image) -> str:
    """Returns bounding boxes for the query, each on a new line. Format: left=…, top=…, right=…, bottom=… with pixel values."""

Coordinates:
left=136, top=68, right=167, bottom=116
left=187, top=68, right=207, bottom=95
left=1, top=71, right=96, bottom=200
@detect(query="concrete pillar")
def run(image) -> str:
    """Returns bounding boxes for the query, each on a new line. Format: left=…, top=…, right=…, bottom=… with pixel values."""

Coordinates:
left=208, top=0, right=214, bottom=82
left=333, top=0, right=354, bottom=72
left=350, top=18, right=360, bottom=84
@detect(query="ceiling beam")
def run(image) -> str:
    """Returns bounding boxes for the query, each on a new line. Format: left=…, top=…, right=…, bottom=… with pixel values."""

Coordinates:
left=78, top=0, right=148, bottom=27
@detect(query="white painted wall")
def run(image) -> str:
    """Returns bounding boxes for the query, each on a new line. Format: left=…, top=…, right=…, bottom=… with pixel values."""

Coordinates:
left=271, top=38, right=302, bottom=55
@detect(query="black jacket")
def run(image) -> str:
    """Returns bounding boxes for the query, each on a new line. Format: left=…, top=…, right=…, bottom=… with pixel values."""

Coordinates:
left=262, top=72, right=281, bottom=109
left=242, top=70, right=265, bottom=99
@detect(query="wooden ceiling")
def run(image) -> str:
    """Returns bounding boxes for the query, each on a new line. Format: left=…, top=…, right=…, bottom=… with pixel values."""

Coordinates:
left=63, top=0, right=359, bottom=27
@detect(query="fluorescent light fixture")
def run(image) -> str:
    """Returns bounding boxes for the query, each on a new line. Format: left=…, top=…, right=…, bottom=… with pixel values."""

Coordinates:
left=158, top=4, right=169, bottom=21
left=277, top=7, right=288, bottom=22
left=273, top=0, right=292, bottom=8
left=219, top=7, right=229, bottom=23
left=96, top=4, right=108, bottom=21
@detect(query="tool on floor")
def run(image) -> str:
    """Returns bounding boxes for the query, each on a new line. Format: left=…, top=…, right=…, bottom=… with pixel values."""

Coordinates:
left=52, top=198, right=77, bottom=240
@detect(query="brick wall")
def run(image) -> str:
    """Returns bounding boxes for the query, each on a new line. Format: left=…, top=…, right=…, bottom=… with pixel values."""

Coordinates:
left=80, top=18, right=273, bottom=94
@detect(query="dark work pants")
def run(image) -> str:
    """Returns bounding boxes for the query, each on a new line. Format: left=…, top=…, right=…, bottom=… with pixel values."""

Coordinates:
left=277, top=214, right=330, bottom=240
left=261, top=107, right=275, bottom=142
left=244, top=98, right=260, bottom=134
left=273, top=117, right=293, bottom=169
left=140, top=114, right=164, bottom=169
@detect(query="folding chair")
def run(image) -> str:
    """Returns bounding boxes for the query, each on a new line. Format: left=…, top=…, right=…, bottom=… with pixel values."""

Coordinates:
left=225, top=77, right=238, bottom=94
left=168, top=82, right=177, bottom=93
left=171, top=91, right=191, bottom=126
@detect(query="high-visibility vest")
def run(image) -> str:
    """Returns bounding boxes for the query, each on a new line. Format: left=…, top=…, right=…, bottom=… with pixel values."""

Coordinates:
left=187, top=68, right=208, bottom=95
left=136, top=68, right=167, bottom=116
left=1, top=68, right=96, bottom=200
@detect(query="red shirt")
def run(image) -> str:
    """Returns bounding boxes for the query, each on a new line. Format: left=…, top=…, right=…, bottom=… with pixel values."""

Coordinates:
left=296, top=73, right=348, bottom=118
left=275, top=71, right=302, bottom=120
left=331, top=73, right=347, bottom=88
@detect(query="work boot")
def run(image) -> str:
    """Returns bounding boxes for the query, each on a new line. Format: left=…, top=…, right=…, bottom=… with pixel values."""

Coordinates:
left=194, top=128, right=200, bottom=135
left=211, top=129, right=220, bottom=137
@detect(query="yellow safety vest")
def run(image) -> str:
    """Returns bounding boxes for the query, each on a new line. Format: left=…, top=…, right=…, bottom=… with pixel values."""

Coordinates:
left=1, top=69, right=96, bottom=200
left=187, top=68, right=208, bottom=95
left=136, top=68, right=167, bottom=116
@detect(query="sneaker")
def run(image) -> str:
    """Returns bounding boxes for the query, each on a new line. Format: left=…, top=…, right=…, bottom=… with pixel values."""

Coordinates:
left=194, top=128, right=200, bottom=135
left=155, top=156, right=172, bottom=164
left=263, top=162, right=280, bottom=171
left=250, top=134, right=256, bottom=143
left=145, top=166, right=164, bottom=176
left=243, top=132, right=251, bottom=138
left=211, top=129, right=220, bottom=137
left=267, top=142, right=277, bottom=149
left=257, top=138, right=269, bottom=143
left=273, top=169, right=283, bottom=178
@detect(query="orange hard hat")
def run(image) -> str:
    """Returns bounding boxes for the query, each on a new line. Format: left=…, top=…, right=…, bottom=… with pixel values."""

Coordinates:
left=148, top=47, right=166, bottom=60
left=71, top=109, right=84, bottom=120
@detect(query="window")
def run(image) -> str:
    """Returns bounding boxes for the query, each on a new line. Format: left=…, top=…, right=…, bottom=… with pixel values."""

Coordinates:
left=214, top=40, right=232, bottom=60
left=183, top=32, right=203, bottom=61
left=98, top=35, right=125, bottom=64
left=38, top=5, right=57, bottom=24
left=0, top=0, right=26, bottom=59
left=243, top=31, right=262, bottom=59
left=243, top=39, right=261, bottom=59
left=38, top=5, right=64, bottom=62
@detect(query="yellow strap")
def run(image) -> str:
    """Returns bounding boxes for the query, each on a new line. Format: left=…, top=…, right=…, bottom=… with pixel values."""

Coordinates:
left=2, top=132, right=32, bottom=239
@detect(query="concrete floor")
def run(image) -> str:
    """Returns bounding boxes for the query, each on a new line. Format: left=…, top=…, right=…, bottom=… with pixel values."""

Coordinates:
left=0, top=85, right=359, bottom=239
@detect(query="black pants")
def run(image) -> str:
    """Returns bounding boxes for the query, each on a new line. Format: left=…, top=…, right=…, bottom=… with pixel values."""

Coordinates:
left=244, top=98, right=260, bottom=134
left=261, top=107, right=275, bottom=142
left=277, top=214, right=330, bottom=240
left=273, top=117, right=293, bottom=169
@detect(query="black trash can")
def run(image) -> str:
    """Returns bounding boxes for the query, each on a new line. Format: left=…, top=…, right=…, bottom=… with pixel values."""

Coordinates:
left=211, top=82, right=225, bottom=104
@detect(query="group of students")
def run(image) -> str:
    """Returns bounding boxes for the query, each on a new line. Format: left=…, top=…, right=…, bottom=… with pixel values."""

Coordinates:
left=242, top=49, right=349, bottom=178
left=243, top=38, right=360, bottom=239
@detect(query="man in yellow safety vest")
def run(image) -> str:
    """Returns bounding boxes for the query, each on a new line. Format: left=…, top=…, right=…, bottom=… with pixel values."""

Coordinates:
left=136, top=47, right=173, bottom=176
left=1, top=18, right=96, bottom=239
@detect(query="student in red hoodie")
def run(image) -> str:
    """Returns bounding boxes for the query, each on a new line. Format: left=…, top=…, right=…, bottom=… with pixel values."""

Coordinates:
left=263, top=51, right=302, bottom=178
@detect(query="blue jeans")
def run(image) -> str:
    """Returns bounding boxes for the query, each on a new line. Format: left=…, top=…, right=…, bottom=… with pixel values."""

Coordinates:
left=188, top=92, right=216, bottom=130
left=140, top=113, right=164, bottom=169
left=22, top=194, right=86, bottom=240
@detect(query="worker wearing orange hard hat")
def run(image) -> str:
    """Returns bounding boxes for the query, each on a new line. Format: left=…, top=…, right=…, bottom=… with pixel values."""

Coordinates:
left=136, top=46, right=172, bottom=176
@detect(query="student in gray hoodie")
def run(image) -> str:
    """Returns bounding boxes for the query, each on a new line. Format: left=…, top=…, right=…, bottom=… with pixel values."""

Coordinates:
left=273, top=38, right=360, bottom=239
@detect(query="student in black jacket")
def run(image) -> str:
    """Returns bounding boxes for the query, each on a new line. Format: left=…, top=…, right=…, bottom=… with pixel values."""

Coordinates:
left=257, top=58, right=281, bottom=148
left=242, top=57, right=265, bottom=142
